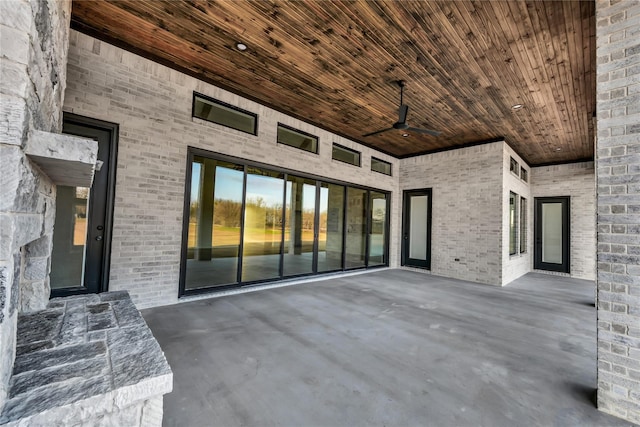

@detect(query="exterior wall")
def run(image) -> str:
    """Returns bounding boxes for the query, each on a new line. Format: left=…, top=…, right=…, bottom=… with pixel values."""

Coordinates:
left=399, top=142, right=504, bottom=286
left=531, top=162, right=596, bottom=280
left=595, top=0, right=640, bottom=423
left=0, top=0, right=71, bottom=409
left=502, top=144, right=532, bottom=285
left=63, top=31, right=400, bottom=309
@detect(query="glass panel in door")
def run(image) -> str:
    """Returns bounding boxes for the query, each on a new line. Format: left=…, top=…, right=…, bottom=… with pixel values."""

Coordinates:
left=534, top=197, right=569, bottom=273
left=184, top=157, right=244, bottom=290
left=542, top=203, right=563, bottom=264
left=242, top=167, right=285, bottom=282
left=403, top=189, right=431, bottom=269
left=283, top=176, right=317, bottom=276
left=368, top=191, right=387, bottom=266
left=345, top=187, right=367, bottom=268
left=50, top=186, right=89, bottom=289
left=318, top=183, right=344, bottom=272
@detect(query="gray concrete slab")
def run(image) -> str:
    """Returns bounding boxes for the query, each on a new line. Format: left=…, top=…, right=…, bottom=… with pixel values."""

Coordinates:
left=142, top=270, right=636, bottom=427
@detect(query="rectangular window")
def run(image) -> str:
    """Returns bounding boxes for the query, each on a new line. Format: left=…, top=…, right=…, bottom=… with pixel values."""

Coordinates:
left=520, top=197, right=527, bottom=253
left=185, top=157, right=244, bottom=290
left=509, top=192, right=518, bottom=255
left=520, top=167, right=528, bottom=182
left=371, top=157, right=392, bottom=176
left=332, top=143, right=361, bottom=167
left=510, top=157, right=519, bottom=175
left=277, top=124, right=318, bottom=154
left=192, top=93, right=257, bottom=135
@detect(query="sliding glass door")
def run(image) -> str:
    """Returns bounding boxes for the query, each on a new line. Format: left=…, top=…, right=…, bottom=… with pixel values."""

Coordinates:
left=242, top=167, right=285, bottom=282
left=318, top=183, right=344, bottom=272
left=181, top=149, right=390, bottom=295
left=283, top=175, right=317, bottom=276
left=185, top=157, right=244, bottom=290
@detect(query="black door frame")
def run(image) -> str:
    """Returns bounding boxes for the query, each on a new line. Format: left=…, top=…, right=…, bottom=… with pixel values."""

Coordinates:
left=51, top=113, right=118, bottom=297
left=402, top=188, right=432, bottom=269
left=534, top=196, right=570, bottom=273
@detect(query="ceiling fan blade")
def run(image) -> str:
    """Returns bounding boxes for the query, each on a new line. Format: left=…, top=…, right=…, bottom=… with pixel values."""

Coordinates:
left=398, top=105, right=408, bottom=123
left=363, top=127, right=394, bottom=137
left=407, top=127, right=442, bottom=137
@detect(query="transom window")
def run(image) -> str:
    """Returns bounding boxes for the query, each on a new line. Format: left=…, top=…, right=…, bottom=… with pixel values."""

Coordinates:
left=192, top=92, right=257, bottom=135
left=332, top=143, right=361, bottom=167
left=371, top=157, right=392, bottom=176
left=277, top=123, right=319, bottom=154
left=510, top=157, right=519, bottom=175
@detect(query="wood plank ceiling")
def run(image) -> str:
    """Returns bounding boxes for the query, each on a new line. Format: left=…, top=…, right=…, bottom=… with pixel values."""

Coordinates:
left=70, top=0, right=595, bottom=165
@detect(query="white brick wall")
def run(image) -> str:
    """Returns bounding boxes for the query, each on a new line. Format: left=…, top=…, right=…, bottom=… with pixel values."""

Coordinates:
left=64, top=31, right=399, bottom=309
left=399, top=142, right=504, bottom=285
left=531, top=162, right=596, bottom=280
left=595, top=0, right=640, bottom=422
left=502, top=144, right=532, bottom=285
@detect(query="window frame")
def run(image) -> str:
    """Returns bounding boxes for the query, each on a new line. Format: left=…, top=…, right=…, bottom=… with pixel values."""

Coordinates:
left=509, top=191, right=518, bottom=256
left=332, top=143, right=361, bottom=167
left=520, top=166, right=528, bottom=182
left=510, top=157, right=519, bottom=176
left=276, top=123, right=319, bottom=154
left=179, top=147, right=390, bottom=298
left=371, top=157, right=392, bottom=176
left=520, top=196, right=527, bottom=254
left=192, top=92, right=258, bottom=136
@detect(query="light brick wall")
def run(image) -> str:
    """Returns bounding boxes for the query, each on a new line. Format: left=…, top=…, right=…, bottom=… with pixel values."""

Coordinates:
left=64, top=31, right=399, bottom=309
left=595, top=0, right=640, bottom=423
left=502, top=144, right=532, bottom=285
left=399, top=142, right=504, bottom=285
left=531, top=162, right=596, bottom=280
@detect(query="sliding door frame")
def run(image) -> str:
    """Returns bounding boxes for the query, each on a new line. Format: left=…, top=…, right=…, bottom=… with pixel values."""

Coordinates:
left=179, top=147, right=391, bottom=297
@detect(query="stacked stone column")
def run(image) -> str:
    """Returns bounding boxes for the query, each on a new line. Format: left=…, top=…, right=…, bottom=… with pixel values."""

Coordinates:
left=0, top=0, right=71, bottom=409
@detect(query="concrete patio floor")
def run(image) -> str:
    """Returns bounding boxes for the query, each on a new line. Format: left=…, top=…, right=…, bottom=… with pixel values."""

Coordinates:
left=142, top=269, right=634, bottom=427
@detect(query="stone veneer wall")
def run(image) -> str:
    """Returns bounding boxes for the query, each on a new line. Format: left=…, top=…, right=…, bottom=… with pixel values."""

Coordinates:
left=531, top=162, right=596, bottom=280
left=595, top=0, right=640, bottom=423
left=399, top=141, right=505, bottom=286
left=0, top=0, right=71, bottom=409
left=502, top=143, right=532, bottom=285
left=0, top=291, right=172, bottom=426
left=63, top=31, right=400, bottom=309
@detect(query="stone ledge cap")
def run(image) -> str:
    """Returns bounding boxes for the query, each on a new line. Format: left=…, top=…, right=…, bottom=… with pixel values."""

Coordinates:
left=25, top=130, right=98, bottom=187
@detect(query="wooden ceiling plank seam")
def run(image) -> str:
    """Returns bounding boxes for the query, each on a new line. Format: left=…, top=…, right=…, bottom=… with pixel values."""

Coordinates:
left=503, top=3, right=568, bottom=160
left=464, top=1, right=549, bottom=161
left=537, top=1, right=582, bottom=158
left=395, top=2, right=496, bottom=132
left=448, top=3, right=544, bottom=145
left=507, top=1, right=569, bottom=160
left=562, top=0, right=590, bottom=157
left=379, top=2, right=487, bottom=132
left=420, top=2, right=511, bottom=136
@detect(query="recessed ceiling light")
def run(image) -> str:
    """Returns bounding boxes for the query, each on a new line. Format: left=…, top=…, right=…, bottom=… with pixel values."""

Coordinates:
left=511, top=104, right=523, bottom=110
left=235, top=42, right=248, bottom=51
left=556, top=147, right=562, bottom=151
left=402, top=133, right=409, bottom=137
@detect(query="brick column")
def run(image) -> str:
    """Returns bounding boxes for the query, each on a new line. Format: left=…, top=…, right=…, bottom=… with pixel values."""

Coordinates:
left=595, top=0, right=640, bottom=423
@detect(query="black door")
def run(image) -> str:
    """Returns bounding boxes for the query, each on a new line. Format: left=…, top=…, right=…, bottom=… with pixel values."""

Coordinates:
left=49, top=114, right=118, bottom=296
left=534, top=197, right=570, bottom=273
left=402, top=189, right=432, bottom=269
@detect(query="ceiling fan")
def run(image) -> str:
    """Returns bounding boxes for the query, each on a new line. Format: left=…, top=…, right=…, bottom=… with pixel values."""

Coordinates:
left=363, top=80, right=441, bottom=138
